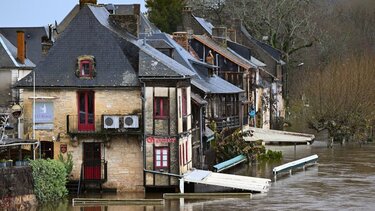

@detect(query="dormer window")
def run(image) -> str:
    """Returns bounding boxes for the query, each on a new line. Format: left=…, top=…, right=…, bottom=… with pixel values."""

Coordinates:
left=76, top=55, right=96, bottom=79
left=80, top=60, right=92, bottom=77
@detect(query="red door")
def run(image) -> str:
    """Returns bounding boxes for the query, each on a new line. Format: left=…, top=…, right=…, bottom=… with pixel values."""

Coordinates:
left=78, top=91, right=95, bottom=131
left=83, top=143, right=101, bottom=180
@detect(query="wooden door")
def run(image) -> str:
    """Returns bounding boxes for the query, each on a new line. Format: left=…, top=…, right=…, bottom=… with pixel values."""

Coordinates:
left=83, top=143, right=101, bottom=180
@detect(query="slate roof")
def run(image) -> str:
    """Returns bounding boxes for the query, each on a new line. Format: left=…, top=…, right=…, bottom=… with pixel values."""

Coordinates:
left=17, top=5, right=138, bottom=88
left=146, top=39, right=174, bottom=49
left=193, top=34, right=254, bottom=70
left=0, top=33, right=35, bottom=68
left=193, top=15, right=214, bottom=35
left=0, top=27, right=47, bottom=65
left=17, top=5, right=193, bottom=88
left=141, top=32, right=243, bottom=94
left=240, top=25, right=285, bottom=65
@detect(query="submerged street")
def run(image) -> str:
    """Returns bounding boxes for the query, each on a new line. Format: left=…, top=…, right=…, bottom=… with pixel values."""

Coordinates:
left=37, top=141, right=375, bottom=210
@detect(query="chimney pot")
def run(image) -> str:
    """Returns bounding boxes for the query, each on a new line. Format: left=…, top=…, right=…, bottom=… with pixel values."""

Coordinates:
left=16, top=31, right=25, bottom=64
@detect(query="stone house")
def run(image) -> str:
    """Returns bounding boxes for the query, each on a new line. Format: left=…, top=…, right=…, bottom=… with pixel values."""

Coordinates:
left=180, top=7, right=286, bottom=129
left=16, top=2, right=194, bottom=192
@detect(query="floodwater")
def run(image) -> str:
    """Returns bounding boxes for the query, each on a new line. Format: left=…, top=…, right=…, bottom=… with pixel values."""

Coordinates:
left=37, top=141, right=375, bottom=211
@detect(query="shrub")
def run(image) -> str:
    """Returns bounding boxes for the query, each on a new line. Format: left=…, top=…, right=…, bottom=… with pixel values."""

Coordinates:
left=58, top=153, right=73, bottom=177
left=29, top=159, right=68, bottom=202
left=259, top=150, right=283, bottom=161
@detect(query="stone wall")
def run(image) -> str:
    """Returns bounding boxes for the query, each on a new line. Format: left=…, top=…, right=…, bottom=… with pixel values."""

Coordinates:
left=21, top=88, right=144, bottom=192
left=0, top=167, right=37, bottom=210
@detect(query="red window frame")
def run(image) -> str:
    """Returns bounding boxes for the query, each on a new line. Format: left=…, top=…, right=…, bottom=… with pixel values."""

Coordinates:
left=154, top=97, right=169, bottom=119
left=80, top=60, right=93, bottom=77
left=185, top=141, right=188, bottom=164
left=77, top=91, right=95, bottom=131
left=154, top=147, right=169, bottom=169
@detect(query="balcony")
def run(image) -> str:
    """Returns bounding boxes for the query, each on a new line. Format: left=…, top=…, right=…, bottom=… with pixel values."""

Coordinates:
left=67, top=115, right=141, bottom=136
left=211, top=116, right=240, bottom=131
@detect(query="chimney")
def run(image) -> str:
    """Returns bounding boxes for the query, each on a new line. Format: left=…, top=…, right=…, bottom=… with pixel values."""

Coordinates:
left=231, top=19, right=242, bottom=43
left=172, top=32, right=189, bottom=51
left=109, top=4, right=140, bottom=38
left=182, top=6, right=193, bottom=32
left=211, top=27, right=227, bottom=47
left=80, top=0, right=97, bottom=8
left=41, top=25, right=53, bottom=56
left=227, top=28, right=236, bottom=42
left=16, top=31, right=25, bottom=64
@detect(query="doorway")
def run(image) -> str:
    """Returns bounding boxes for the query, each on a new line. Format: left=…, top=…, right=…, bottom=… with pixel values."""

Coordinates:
left=83, top=142, right=101, bottom=180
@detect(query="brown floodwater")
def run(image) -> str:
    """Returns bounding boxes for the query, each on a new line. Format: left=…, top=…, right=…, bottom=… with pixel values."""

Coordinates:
left=36, top=141, right=375, bottom=211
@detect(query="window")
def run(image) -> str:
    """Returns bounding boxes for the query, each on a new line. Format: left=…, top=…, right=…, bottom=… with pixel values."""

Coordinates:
left=78, top=91, right=95, bottom=131
left=182, top=88, right=187, bottom=117
left=154, top=97, right=169, bottom=119
left=76, top=55, right=96, bottom=79
left=80, top=60, right=92, bottom=77
left=154, top=147, right=169, bottom=169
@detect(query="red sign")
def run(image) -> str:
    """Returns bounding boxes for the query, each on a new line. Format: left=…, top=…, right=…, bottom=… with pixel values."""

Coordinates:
left=146, top=137, right=176, bottom=144
left=60, top=143, right=67, bottom=153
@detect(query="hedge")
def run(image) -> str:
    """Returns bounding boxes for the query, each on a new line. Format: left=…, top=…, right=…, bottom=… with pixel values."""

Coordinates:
left=29, top=159, right=68, bottom=202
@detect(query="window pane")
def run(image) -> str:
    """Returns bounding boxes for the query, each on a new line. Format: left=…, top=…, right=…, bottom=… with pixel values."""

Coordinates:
left=79, top=93, right=86, bottom=124
left=87, top=92, right=94, bottom=124
left=162, top=161, right=167, bottom=167
left=155, top=98, right=161, bottom=116
left=162, top=155, right=167, bottom=161
left=156, top=155, right=161, bottom=161
left=156, top=161, right=161, bottom=166
left=162, top=98, right=168, bottom=116
left=156, top=149, right=161, bottom=155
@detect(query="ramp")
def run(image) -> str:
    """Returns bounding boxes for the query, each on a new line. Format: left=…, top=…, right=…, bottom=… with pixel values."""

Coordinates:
left=183, top=169, right=271, bottom=193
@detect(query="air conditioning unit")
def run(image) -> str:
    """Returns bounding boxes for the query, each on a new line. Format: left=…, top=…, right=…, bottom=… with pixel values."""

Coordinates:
left=103, top=116, right=119, bottom=129
left=124, top=115, right=139, bottom=128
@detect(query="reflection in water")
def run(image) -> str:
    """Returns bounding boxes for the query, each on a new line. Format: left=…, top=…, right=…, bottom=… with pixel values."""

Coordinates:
left=37, top=142, right=375, bottom=211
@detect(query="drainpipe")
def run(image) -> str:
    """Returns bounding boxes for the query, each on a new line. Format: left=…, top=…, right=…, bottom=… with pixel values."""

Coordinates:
left=199, top=106, right=203, bottom=169
left=139, top=79, right=147, bottom=186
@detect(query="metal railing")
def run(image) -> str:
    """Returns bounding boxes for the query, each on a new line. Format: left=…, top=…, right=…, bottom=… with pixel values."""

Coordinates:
left=211, top=116, right=240, bottom=131
left=81, top=159, right=108, bottom=182
left=67, top=115, right=141, bottom=134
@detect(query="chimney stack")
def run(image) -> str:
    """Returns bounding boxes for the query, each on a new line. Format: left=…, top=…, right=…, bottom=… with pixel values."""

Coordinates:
left=227, top=28, right=236, bottom=42
left=109, top=4, right=140, bottom=38
left=80, top=0, right=97, bottom=8
left=211, top=27, right=227, bottom=47
left=182, top=6, right=193, bottom=32
left=16, top=31, right=25, bottom=64
left=172, top=32, right=189, bottom=51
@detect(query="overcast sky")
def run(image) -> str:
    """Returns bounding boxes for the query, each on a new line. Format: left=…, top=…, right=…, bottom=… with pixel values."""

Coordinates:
left=0, top=0, right=146, bottom=27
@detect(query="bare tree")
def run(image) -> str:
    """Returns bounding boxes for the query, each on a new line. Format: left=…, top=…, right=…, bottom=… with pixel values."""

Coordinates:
left=289, top=54, right=375, bottom=143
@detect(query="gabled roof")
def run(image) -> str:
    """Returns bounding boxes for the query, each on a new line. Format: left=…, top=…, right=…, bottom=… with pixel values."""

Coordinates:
left=0, top=33, right=35, bottom=68
left=193, top=34, right=254, bottom=70
left=240, top=25, right=285, bottom=65
left=0, top=27, right=47, bottom=65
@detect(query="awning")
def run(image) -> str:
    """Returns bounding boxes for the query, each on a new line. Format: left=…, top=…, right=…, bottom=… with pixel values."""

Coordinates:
left=183, top=169, right=270, bottom=193
left=243, top=126, right=315, bottom=144
left=0, top=138, right=38, bottom=147
left=191, top=92, right=208, bottom=105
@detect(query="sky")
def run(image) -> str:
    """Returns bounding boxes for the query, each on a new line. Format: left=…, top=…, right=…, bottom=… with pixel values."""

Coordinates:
left=0, top=0, right=147, bottom=27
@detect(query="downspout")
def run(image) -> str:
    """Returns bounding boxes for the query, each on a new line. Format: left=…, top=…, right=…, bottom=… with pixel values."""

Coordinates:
left=139, top=79, right=147, bottom=186
left=199, top=105, right=203, bottom=169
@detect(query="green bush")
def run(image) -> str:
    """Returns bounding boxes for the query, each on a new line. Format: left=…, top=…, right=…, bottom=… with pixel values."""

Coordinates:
left=259, top=150, right=283, bottom=161
left=29, top=159, right=68, bottom=202
left=58, top=152, right=73, bottom=177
